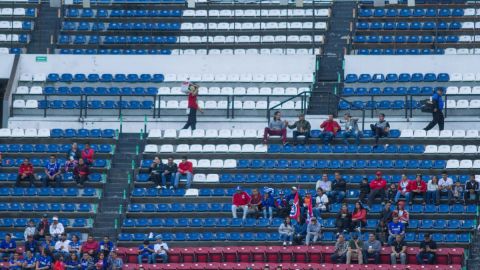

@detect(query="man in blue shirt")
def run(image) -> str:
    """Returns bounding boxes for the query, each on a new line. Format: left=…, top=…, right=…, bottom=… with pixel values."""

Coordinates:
left=0, top=233, right=17, bottom=260
left=99, top=236, right=114, bottom=257
left=41, top=234, right=55, bottom=257
left=137, top=240, right=154, bottom=264
left=8, top=252, right=23, bottom=270
left=42, top=155, right=62, bottom=187
left=387, top=217, right=405, bottom=245
left=24, top=235, right=39, bottom=257
left=22, top=251, right=36, bottom=270
left=35, top=249, right=51, bottom=270
left=424, top=87, right=444, bottom=131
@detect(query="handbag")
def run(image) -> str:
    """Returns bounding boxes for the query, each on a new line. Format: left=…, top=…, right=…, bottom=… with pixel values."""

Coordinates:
left=420, top=99, right=434, bottom=113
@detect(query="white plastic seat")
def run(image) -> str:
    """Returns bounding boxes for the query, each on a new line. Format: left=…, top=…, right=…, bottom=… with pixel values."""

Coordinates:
left=206, top=174, right=220, bottom=182
left=25, top=100, right=37, bottom=108
left=424, top=145, right=438, bottom=154
left=315, top=22, right=328, bottom=30
left=227, top=74, right=240, bottom=82
left=11, top=128, right=24, bottom=137
left=462, top=22, right=474, bottom=29
left=182, top=10, right=195, bottom=16
left=193, top=174, right=206, bottom=182
left=473, top=160, right=480, bottom=169
left=464, top=145, right=478, bottom=154
left=260, top=49, right=271, bottom=55
left=269, top=101, right=280, bottom=109
left=178, top=100, right=188, bottom=109
left=255, top=144, right=268, bottom=153
left=413, top=130, right=426, bottom=138
left=444, top=48, right=457, bottom=55
left=446, top=159, right=460, bottom=169
left=439, top=130, right=453, bottom=138
left=13, top=8, right=25, bottom=16
left=202, top=144, right=215, bottom=152
left=13, top=100, right=25, bottom=108
left=195, top=10, right=207, bottom=16
left=256, top=101, right=268, bottom=109
left=260, top=87, right=272, bottom=95
left=463, top=73, right=475, bottom=82
left=165, top=100, right=178, bottom=109
left=16, top=86, right=28, bottom=94
left=265, top=74, right=278, bottom=82
left=446, top=100, right=456, bottom=109
left=217, top=22, right=229, bottom=30
left=400, top=129, right=413, bottom=138
left=459, top=35, right=473, bottom=42
left=220, top=87, right=233, bottom=95
left=19, top=73, right=32, bottom=81
left=37, top=128, right=50, bottom=137
left=204, top=129, right=218, bottom=138
left=272, top=87, right=285, bottom=95
left=159, top=144, right=174, bottom=153
left=144, top=144, right=158, bottom=153
left=234, top=87, right=246, bottom=95
left=246, top=49, right=258, bottom=55
left=233, top=101, right=242, bottom=109
left=470, top=100, right=480, bottom=108
left=203, top=101, right=216, bottom=109
left=221, top=49, right=234, bottom=54
left=241, top=144, right=255, bottom=152
left=456, top=100, right=469, bottom=109
left=437, top=145, right=450, bottom=154
left=189, top=144, right=203, bottom=152
left=0, top=128, right=10, bottom=137
left=23, top=128, right=37, bottom=138
left=231, top=129, right=244, bottom=138
left=239, top=74, right=252, bottom=82
left=449, top=73, right=463, bottom=82
left=290, top=74, right=303, bottom=82
left=218, top=129, right=231, bottom=138
left=178, top=129, right=191, bottom=138
left=460, top=159, right=473, bottom=169
left=223, top=159, right=236, bottom=169
left=181, top=23, right=192, bottom=30
left=175, top=144, right=190, bottom=153
left=451, top=145, right=464, bottom=154
left=192, top=130, right=205, bottom=138
left=450, top=130, right=465, bottom=138
left=290, top=22, right=302, bottom=29
left=446, top=86, right=458, bottom=95
left=215, top=144, right=228, bottom=152
left=464, top=8, right=476, bottom=16
left=282, top=101, right=295, bottom=109
left=466, top=130, right=478, bottom=138
left=271, top=48, right=283, bottom=55
left=285, top=87, right=298, bottom=95
left=184, top=189, right=199, bottom=196
left=219, top=10, right=232, bottom=17
left=243, top=101, right=256, bottom=109
left=162, top=129, right=177, bottom=138
left=228, top=144, right=242, bottom=152
left=278, top=74, right=291, bottom=83
left=275, top=36, right=287, bottom=42
left=426, top=130, right=439, bottom=138
left=234, top=49, right=246, bottom=55
left=197, top=159, right=211, bottom=168
left=303, top=74, right=315, bottom=82
left=247, top=87, right=259, bottom=95
left=262, top=36, right=275, bottom=42
left=29, top=86, right=42, bottom=94
left=244, top=129, right=257, bottom=138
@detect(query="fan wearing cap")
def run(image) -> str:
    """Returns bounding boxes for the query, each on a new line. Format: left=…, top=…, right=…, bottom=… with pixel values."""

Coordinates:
left=416, top=233, right=437, bottom=265
left=49, top=216, right=65, bottom=241
left=305, top=217, right=321, bottom=246
left=152, top=235, right=168, bottom=263
left=367, top=171, right=387, bottom=208
left=35, top=214, right=50, bottom=240
left=231, top=186, right=251, bottom=220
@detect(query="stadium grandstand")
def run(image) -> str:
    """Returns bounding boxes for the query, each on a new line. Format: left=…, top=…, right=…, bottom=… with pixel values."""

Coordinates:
left=0, top=0, right=479, bottom=269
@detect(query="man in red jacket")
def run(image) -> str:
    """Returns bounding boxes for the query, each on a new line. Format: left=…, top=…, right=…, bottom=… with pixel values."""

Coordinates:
left=407, top=174, right=427, bottom=205
left=319, top=115, right=341, bottom=145
left=231, top=186, right=251, bottom=220
left=81, top=235, right=99, bottom=258
left=368, top=171, right=387, bottom=207
left=174, top=156, right=193, bottom=189
left=15, top=158, right=36, bottom=187
left=81, top=143, right=95, bottom=165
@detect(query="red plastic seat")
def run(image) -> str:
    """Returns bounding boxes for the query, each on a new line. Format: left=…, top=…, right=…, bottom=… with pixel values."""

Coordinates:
left=237, top=246, right=252, bottom=262
left=124, top=248, right=138, bottom=263
left=251, top=246, right=266, bottom=262
left=436, top=248, right=449, bottom=264
left=380, top=247, right=391, bottom=264
left=375, top=264, right=393, bottom=270
left=123, top=263, right=139, bottom=270
left=204, top=262, right=220, bottom=270
left=321, top=246, right=335, bottom=263
left=292, top=245, right=309, bottom=263
left=168, top=248, right=182, bottom=263
left=265, top=246, right=280, bottom=262
left=448, top=248, right=464, bottom=265
left=208, top=247, right=224, bottom=262
left=180, top=248, right=195, bottom=263
left=406, top=247, right=420, bottom=264
left=332, top=264, right=349, bottom=270
left=194, top=247, right=209, bottom=262
left=223, top=247, right=237, bottom=262
left=279, top=246, right=294, bottom=262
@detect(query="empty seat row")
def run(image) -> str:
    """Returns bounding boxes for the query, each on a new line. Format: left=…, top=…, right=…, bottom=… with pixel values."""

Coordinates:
left=237, top=159, right=446, bottom=169
left=338, top=100, right=421, bottom=110
left=268, top=143, right=420, bottom=154
left=345, top=73, right=449, bottom=83
left=342, top=86, right=434, bottom=96
left=62, top=21, right=181, bottom=31
left=161, top=86, right=309, bottom=96
left=446, top=159, right=480, bottom=169
left=42, top=86, right=158, bottom=95
left=58, top=35, right=177, bottom=45
left=448, top=72, right=480, bottom=82
left=177, top=35, right=324, bottom=44
left=123, top=217, right=280, bottom=228
left=357, top=21, right=461, bottom=30
left=446, top=86, right=480, bottom=94
left=0, top=203, right=94, bottom=212
left=180, top=22, right=327, bottom=30
left=0, top=187, right=97, bottom=197
left=0, top=143, right=111, bottom=153
left=444, top=99, right=480, bottom=109
left=0, top=172, right=102, bottom=182
left=353, top=35, right=459, bottom=43
left=182, top=9, right=330, bottom=17
left=0, top=8, right=35, bottom=17
left=0, top=127, right=114, bottom=138
left=66, top=8, right=182, bottom=18
left=47, top=73, right=164, bottom=83
left=145, top=144, right=267, bottom=153
left=401, top=129, right=479, bottom=138
left=0, top=34, right=29, bottom=43
left=425, top=145, right=480, bottom=154
left=0, top=218, right=89, bottom=228
left=445, top=47, right=480, bottom=55
left=171, top=48, right=319, bottom=55
left=0, top=21, right=33, bottom=30
left=33, top=100, right=155, bottom=110
left=358, top=8, right=464, bottom=18
left=356, top=48, right=444, bottom=55
left=58, top=48, right=172, bottom=55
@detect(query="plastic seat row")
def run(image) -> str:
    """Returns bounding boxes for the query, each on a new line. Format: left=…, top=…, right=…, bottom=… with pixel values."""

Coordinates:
left=180, top=22, right=327, bottom=30
left=444, top=47, right=480, bottom=55
left=0, top=187, right=97, bottom=197
left=141, top=159, right=236, bottom=169
left=176, top=35, right=324, bottom=44
left=123, top=217, right=281, bottom=228
left=0, top=172, right=103, bottom=182
left=0, top=127, right=114, bottom=138
left=145, top=144, right=267, bottom=153
left=0, top=143, right=112, bottom=153
left=237, top=159, right=446, bottom=169
left=0, top=47, right=21, bottom=54
left=425, top=145, right=480, bottom=154
left=402, top=219, right=475, bottom=230
left=161, top=86, right=308, bottom=96
left=446, top=159, right=480, bottom=169
left=338, top=100, right=421, bottom=110
left=181, top=9, right=331, bottom=17
left=58, top=48, right=172, bottom=55
left=357, top=21, right=461, bottom=30
left=40, top=86, right=159, bottom=95
left=62, top=21, right=181, bottom=31
left=47, top=72, right=166, bottom=83
left=268, top=143, right=421, bottom=154
left=0, top=218, right=89, bottom=228
left=354, top=35, right=459, bottom=43
left=65, top=8, right=182, bottom=18
left=0, top=203, right=94, bottom=212
left=358, top=8, right=464, bottom=17
left=400, top=129, right=478, bottom=138
left=0, top=8, right=35, bottom=17
left=342, top=86, right=435, bottom=96
left=448, top=72, right=480, bottom=82
left=345, top=73, right=449, bottom=83
left=33, top=99, right=152, bottom=110
left=58, top=35, right=177, bottom=45
left=356, top=48, right=444, bottom=55
left=443, top=99, right=480, bottom=109
left=170, top=48, right=319, bottom=55
left=0, top=34, right=29, bottom=43
left=0, top=21, right=33, bottom=30
left=0, top=157, right=107, bottom=168
left=447, top=86, right=480, bottom=95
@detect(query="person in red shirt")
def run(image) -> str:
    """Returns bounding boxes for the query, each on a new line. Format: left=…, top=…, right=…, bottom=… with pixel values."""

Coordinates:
left=232, top=186, right=251, bottom=220
left=392, top=201, right=410, bottom=225
left=367, top=171, right=387, bottom=207
left=319, top=114, right=341, bottom=145
left=174, top=156, right=193, bottom=189
left=182, top=84, right=203, bottom=130
left=73, top=158, right=90, bottom=187
left=15, top=158, right=36, bottom=187
left=407, top=174, right=427, bottom=205
left=53, top=254, right=66, bottom=270
left=81, top=143, right=95, bottom=166
left=351, top=201, right=367, bottom=232
left=81, top=235, right=99, bottom=258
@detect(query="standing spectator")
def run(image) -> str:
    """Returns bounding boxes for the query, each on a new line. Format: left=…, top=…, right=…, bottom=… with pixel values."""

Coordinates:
left=424, top=87, right=444, bottom=131
left=137, top=240, right=154, bottom=264
left=162, top=158, right=177, bottom=190
left=24, top=219, right=37, bottom=241
left=386, top=183, right=397, bottom=203
left=392, top=201, right=409, bottom=225
left=152, top=235, right=168, bottom=263
left=99, top=236, right=114, bottom=257
left=394, top=175, right=410, bottom=203
left=24, top=235, right=39, bottom=257
left=249, top=188, right=262, bottom=218
left=362, top=233, right=381, bottom=264
left=359, top=177, right=370, bottom=204
left=387, top=217, right=405, bottom=245
left=263, top=111, right=287, bottom=145
left=315, top=174, right=332, bottom=194
left=336, top=204, right=352, bottom=234
left=107, top=251, right=123, bottom=270
left=287, top=113, right=311, bottom=145
left=148, top=157, right=164, bottom=189
left=274, top=191, right=289, bottom=218
left=278, top=217, right=294, bottom=246
left=330, top=172, right=346, bottom=203
left=81, top=143, right=95, bottom=166
left=378, top=201, right=393, bottom=244
left=367, top=171, right=387, bottom=207
left=330, top=234, right=348, bottom=263
left=313, top=188, right=329, bottom=219
left=174, top=156, right=193, bottom=189
left=453, top=180, right=465, bottom=204
left=438, top=171, right=453, bottom=204
left=341, top=113, right=361, bottom=145
left=0, top=233, right=16, bottom=260
left=370, top=113, right=390, bottom=147
left=22, top=251, right=36, bottom=270
left=35, top=214, right=50, bottom=240
left=351, top=201, right=367, bottom=232
left=231, top=186, right=251, bottom=220
left=390, top=235, right=407, bottom=265
left=69, top=235, right=81, bottom=257
left=65, top=142, right=81, bottom=172
left=305, top=217, right=321, bottom=246
left=42, top=155, right=62, bottom=187
left=426, top=176, right=439, bottom=205
left=49, top=216, right=65, bottom=240
left=407, top=174, right=427, bottom=205
left=293, top=217, right=307, bottom=245
left=81, top=235, right=99, bottom=258
left=36, top=248, right=52, bottom=270
left=66, top=252, right=80, bottom=270
left=9, top=253, right=23, bottom=270
left=319, top=114, right=340, bottom=145
left=416, top=233, right=437, bottom=264
left=262, top=192, right=275, bottom=220
left=346, top=234, right=363, bottom=264
left=182, top=83, right=203, bottom=130
left=73, top=158, right=89, bottom=187
left=16, top=158, right=36, bottom=187
left=465, top=174, right=479, bottom=203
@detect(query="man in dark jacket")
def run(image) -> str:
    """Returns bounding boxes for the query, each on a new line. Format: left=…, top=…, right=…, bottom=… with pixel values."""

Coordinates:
left=424, top=87, right=444, bottom=131
left=465, top=174, right=479, bottom=203
left=162, top=157, right=177, bottom=189
left=329, top=172, right=346, bottom=203
left=287, top=113, right=311, bottom=145
left=149, top=157, right=164, bottom=189
left=370, top=113, right=390, bottom=146
left=35, top=214, right=49, bottom=240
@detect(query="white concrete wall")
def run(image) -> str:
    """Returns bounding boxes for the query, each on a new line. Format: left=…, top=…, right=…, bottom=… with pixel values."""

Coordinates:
left=0, top=55, right=15, bottom=79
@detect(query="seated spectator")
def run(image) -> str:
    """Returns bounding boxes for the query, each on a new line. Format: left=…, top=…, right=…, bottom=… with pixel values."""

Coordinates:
left=95, top=252, right=106, bottom=270
left=426, top=176, right=439, bottom=205
left=359, top=177, right=370, bottom=204
left=137, top=240, right=154, bottom=264
left=315, top=174, right=332, bottom=195
left=66, top=252, right=80, bottom=270
left=367, top=171, right=387, bottom=207
left=346, top=234, right=363, bottom=264
left=453, top=180, right=465, bottom=204
left=263, top=111, right=287, bottom=145
left=438, top=171, right=453, bottom=204
left=9, top=252, right=23, bottom=270
left=249, top=188, right=262, bottom=218
left=293, top=217, right=307, bottom=245
left=68, top=235, right=81, bottom=257
left=53, top=254, right=66, bottom=270
left=24, top=219, right=37, bottom=241
left=73, top=158, right=89, bottom=187
left=392, top=201, right=409, bottom=225
left=16, top=158, right=36, bottom=187
left=41, top=235, right=56, bottom=257
left=49, top=216, right=65, bottom=240
left=0, top=233, right=16, bottom=260
left=149, top=157, right=164, bottom=189
left=162, top=158, right=177, bottom=190
left=231, top=186, right=251, bottom=220
left=65, top=142, right=81, bottom=172
left=394, top=175, right=410, bottom=203
left=407, top=174, right=427, bottom=205
left=335, top=204, right=352, bottom=234
left=329, top=172, right=346, bottom=203
left=262, top=191, right=275, bottom=220
left=370, top=113, right=390, bottom=147
left=80, top=235, right=99, bottom=258
left=278, top=217, right=294, bottom=246
left=81, top=143, right=95, bottom=166
left=386, top=183, right=397, bottom=203
left=387, top=217, right=405, bottom=245
left=378, top=201, right=393, bottom=244
left=313, top=188, right=329, bottom=219
left=274, top=191, right=289, bottom=218
left=362, top=233, right=381, bottom=264
left=287, top=113, right=311, bottom=145
left=305, top=217, right=321, bottom=246
left=390, top=235, right=407, bottom=265
left=331, top=234, right=348, bottom=263
left=42, top=155, right=62, bottom=188
left=351, top=201, right=367, bottom=232
left=465, top=174, right=479, bottom=204
left=107, top=251, right=123, bottom=270
left=152, top=235, right=168, bottom=263
left=319, top=114, right=340, bottom=145
left=416, top=233, right=437, bottom=265
left=341, top=113, right=361, bottom=145
left=24, top=235, right=39, bottom=257
left=35, top=214, right=50, bottom=240
left=174, top=156, right=193, bottom=189
left=80, top=253, right=94, bottom=270
left=22, top=251, right=36, bottom=270
left=36, top=248, right=52, bottom=270
left=99, top=236, right=114, bottom=257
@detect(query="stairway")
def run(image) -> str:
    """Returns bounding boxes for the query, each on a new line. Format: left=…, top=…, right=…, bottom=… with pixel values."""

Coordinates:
left=27, top=3, right=59, bottom=54
left=467, top=230, right=480, bottom=270
left=92, top=133, right=142, bottom=240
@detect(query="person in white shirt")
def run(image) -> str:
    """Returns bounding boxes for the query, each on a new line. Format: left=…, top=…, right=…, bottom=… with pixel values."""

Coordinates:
left=49, top=216, right=64, bottom=240
left=313, top=188, right=329, bottom=219
left=54, top=233, right=71, bottom=257
left=315, top=174, right=332, bottom=193
left=24, top=219, right=36, bottom=241
left=152, top=235, right=168, bottom=263
left=438, top=171, right=453, bottom=204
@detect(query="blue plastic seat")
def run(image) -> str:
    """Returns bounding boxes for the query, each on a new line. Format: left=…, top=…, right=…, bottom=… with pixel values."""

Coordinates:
left=345, top=74, right=358, bottom=83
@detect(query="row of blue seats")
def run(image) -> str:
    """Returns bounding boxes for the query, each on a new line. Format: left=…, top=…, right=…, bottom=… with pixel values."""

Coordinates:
left=357, top=48, right=444, bottom=55
left=117, top=232, right=470, bottom=242
left=1, top=158, right=107, bottom=168
left=58, top=48, right=172, bottom=55
left=236, top=159, right=446, bottom=169
left=357, top=21, right=462, bottom=30
left=345, top=73, right=449, bottom=83
left=0, top=231, right=81, bottom=240
left=62, top=21, right=181, bottom=31
left=0, top=187, right=97, bottom=197
left=268, top=143, right=420, bottom=154
left=50, top=128, right=115, bottom=138
left=5, top=34, right=28, bottom=44
left=0, top=203, right=93, bottom=212
left=0, top=218, right=88, bottom=228
left=58, top=35, right=177, bottom=45
left=47, top=73, right=164, bottom=83
left=339, top=100, right=422, bottom=110
left=358, top=8, right=465, bottom=17
left=37, top=100, right=154, bottom=110
left=43, top=86, right=159, bottom=95
left=66, top=8, right=182, bottom=18
left=343, top=86, right=435, bottom=96
left=0, top=144, right=111, bottom=153
left=0, top=172, right=102, bottom=182
left=354, top=35, right=460, bottom=43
